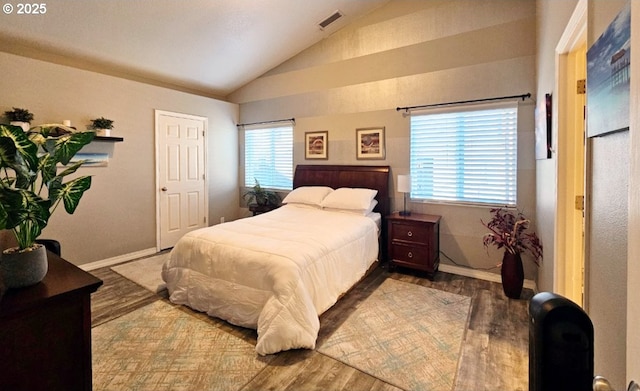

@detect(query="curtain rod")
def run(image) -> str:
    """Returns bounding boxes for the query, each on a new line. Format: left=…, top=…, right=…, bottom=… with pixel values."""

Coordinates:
left=396, top=93, right=532, bottom=113
left=236, top=118, right=295, bottom=128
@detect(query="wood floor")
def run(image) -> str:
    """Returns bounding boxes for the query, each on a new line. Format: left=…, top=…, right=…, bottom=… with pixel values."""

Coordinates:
left=90, top=262, right=532, bottom=391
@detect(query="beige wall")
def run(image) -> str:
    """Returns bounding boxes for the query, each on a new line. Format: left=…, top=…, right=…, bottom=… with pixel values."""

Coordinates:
left=0, top=52, right=239, bottom=266
left=230, top=0, right=538, bottom=278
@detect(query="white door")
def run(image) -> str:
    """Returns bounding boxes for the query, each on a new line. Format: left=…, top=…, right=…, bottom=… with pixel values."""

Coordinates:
left=156, top=111, right=207, bottom=250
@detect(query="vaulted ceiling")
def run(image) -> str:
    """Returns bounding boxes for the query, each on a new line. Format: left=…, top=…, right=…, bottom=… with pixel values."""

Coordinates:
left=0, top=0, right=390, bottom=99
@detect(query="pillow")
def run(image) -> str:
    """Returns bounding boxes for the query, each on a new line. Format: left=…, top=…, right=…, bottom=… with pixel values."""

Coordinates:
left=320, top=187, right=378, bottom=210
left=324, top=199, right=378, bottom=216
left=282, top=186, right=334, bottom=207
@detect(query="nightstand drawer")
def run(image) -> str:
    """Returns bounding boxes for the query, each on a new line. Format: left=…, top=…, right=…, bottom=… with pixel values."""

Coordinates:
left=390, top=222, right=431, bottom=243
left=389, top=243, right=430, bottom=264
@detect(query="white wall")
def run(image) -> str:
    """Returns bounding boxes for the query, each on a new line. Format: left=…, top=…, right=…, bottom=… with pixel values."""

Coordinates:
left=230, top=0, right=538, bottom=278
left=0, top=52, right=239, bottom=266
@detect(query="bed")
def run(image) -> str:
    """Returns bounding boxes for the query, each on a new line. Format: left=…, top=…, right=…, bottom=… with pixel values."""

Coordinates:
left=162, top=165, right=390, bottom=355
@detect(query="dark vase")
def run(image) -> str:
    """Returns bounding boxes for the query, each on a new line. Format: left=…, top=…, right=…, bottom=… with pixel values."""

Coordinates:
left=501, top=251, right=524, bottom=299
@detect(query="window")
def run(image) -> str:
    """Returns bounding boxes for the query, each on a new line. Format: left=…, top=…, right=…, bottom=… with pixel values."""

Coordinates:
left=409, top=102, right=517, bottom=206
left=244, top=124, right=293, bottom=190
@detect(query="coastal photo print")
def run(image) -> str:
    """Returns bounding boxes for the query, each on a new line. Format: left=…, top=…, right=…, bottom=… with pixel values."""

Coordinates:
left=586, top=2, right=630, bottom=137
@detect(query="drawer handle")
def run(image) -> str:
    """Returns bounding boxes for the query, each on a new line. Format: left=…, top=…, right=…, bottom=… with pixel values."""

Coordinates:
left=407, top=231, right=413, bottom=237
left=407, top=251, right=413, bottom=258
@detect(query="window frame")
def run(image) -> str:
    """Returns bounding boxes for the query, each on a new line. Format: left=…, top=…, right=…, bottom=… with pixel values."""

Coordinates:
left=408, top=101, right=519, bottom=207
left=243, top=123, right=293, bottom=191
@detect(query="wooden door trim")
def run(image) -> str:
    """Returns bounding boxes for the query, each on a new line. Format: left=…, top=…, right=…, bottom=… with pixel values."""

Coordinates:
left=553, top=0, right=587, bottom=307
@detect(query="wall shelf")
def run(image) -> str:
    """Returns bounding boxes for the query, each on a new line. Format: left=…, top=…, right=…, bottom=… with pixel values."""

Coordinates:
left=94, top=136, right=124, bottom=142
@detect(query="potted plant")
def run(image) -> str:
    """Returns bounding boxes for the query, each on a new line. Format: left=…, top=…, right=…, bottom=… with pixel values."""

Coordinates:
left=482, top=207, right=543, bottom=299
left=89, top=117, right=114, bottom=137
left=4, top=107, right=34, bottom=132
left=243, top=179, right=280, bottom=207
left=0, top=123, right=95, bottom=288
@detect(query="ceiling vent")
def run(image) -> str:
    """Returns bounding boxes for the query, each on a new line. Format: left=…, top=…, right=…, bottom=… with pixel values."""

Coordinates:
left=318, top=10, right=343, bottom=30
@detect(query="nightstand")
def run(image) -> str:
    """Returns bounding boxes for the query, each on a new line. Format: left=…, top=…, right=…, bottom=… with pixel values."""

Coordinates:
left=386, top=212, right=441, bottom=277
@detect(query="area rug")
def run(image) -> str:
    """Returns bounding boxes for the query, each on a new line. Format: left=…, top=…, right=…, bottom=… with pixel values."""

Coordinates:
left=111, top=253, right=168, bottom=293
left=92, top=300, right=271, bottom=391
left=317, top=278, right=471, bottom=391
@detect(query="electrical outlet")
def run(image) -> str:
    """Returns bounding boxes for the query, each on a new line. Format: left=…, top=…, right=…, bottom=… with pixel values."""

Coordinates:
left=220, top=216, right=225, bottom=224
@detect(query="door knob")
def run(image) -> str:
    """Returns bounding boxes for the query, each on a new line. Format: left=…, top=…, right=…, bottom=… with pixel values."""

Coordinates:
left=161, top=187, right=167, bottom=192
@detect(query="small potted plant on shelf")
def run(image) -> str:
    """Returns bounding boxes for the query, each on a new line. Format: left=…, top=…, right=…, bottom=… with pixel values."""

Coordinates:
left=89, top=117, right=114, bottom=137
left=0, top=123, right=95, bottom=289
left=481, top=207, right=543, bottom=299
left=4, top=107, right=34, bottom=132
left=243, top=179, right=280, bottom=207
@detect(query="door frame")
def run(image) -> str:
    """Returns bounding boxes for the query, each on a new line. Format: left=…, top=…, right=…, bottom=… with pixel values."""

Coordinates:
left=154, top=109, right=209, bottom=251
left=554, top=0, right=588, bottom=307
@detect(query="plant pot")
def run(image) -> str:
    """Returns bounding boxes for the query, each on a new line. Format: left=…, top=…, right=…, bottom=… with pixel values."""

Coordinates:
left=10, top=121, right=30, bottom=132
left=95, top=128, right=111, bottom=137
left=0, top=244, right=48, bottom=289
left=256, top=195, right=269, bottom=206
left=501, top=251, right=524, bottom=299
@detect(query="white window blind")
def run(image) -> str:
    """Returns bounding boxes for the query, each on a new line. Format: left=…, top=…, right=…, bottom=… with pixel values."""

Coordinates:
left=244, top=124, right=293, bottom=190
left=409, top=102, right=518, bottom=206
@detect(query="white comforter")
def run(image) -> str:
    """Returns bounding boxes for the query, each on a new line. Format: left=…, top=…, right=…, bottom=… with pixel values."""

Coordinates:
left=161, top=205, right=379, bottom=355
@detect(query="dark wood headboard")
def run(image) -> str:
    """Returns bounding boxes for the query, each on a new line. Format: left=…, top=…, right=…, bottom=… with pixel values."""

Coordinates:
left=293, top=165, right=390, bottom=216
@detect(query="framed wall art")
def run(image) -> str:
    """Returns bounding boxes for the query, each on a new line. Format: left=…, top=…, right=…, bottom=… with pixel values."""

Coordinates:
left=69, top=153, right=110, bottom=167
left=305, top=131, right=328, bottom=159
left=586, top=2, right=630, bottom=137
left=535, top=93, right=552, bottom=160
left=356, top=127, right=385, bottom=160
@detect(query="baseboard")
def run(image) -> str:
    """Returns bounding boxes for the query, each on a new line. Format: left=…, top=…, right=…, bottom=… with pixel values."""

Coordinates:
left=439, top=263, right=537, bottom=292
left=80, top=247, right=158, bottom=271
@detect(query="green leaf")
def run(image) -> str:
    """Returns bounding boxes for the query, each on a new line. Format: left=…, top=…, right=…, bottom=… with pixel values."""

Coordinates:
left=0, top=124, right=38, bottom=171
left=51, top=176, right=92, bottom=214
left=38, top=153, right=58, bottom=186
left=0, top=138, right=36, bottom=190
left=0, top=137, right=17, bottom=167
left=53, top=132, right=95, bottom=165
left=57, top=159, right=85, bottom=178
left=0, top=187, right=24, bottom=230
left=0, top=202, right=8, bottom=230
left=0, top=187, right=50, bottom=245
left=17, top=190, right=51, bottom=237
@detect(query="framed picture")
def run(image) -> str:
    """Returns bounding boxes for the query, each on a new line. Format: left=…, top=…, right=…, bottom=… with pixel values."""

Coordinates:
left=586, top=2, right=630, bottom=137
left=356, top=127, right=385, bottom=160
left=68, top=153, right=110, bottom=167
left=535, top=93, right=552, bottom=160
left=305, top=131, right=328, bottom=159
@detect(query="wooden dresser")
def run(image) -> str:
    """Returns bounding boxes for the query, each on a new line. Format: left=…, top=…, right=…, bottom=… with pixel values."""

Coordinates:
left=387, top=212, right=441, bottom=277
left=0, top=253, right=103, bottom=391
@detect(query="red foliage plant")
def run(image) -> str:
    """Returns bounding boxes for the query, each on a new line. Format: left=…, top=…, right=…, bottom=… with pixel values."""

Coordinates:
left=481, top=208, right=543, bottom=266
